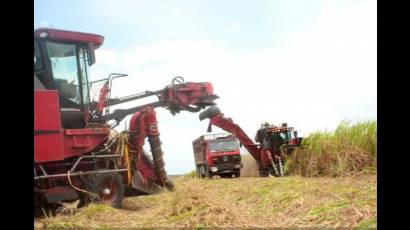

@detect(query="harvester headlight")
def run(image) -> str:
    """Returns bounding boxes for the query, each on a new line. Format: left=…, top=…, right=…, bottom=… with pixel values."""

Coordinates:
left=210, top=167, right=218, bottom=172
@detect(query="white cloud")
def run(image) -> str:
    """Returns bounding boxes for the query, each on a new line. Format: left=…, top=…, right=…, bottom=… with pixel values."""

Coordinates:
left=88, top=0, right=376, bottom=174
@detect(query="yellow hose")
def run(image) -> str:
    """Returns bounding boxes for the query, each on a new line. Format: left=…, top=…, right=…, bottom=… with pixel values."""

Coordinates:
left=111, top=132, right=132, bottom=185
left=123, top=141, right=132, bottom=185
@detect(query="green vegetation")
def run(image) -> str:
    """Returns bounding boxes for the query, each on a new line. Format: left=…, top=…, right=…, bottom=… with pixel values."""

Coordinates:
left=286, top=120, right=376, bottom=177
left=185, top=170, right=197, bottom=178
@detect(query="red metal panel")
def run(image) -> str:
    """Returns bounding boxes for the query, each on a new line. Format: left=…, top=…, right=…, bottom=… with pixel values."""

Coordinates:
left=35, top=132, right=65, bottom=163
left=34, top=28, right=104, bottom=48
left=34, top=90, right=64, bottom=163
left=63, top=128, right=110, bottom=158
left=34, top=90, right=61, bottom=131
left=165, top=82, right=215, bottom=107
left=34, top=91, right=110, bottom=161
left=65, top=128, right=110, bottom=135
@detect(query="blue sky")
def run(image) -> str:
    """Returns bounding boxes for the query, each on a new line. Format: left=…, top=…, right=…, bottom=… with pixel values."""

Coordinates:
left=35, top=0, right=377, bottom=174
left=35, top=0, right=325, bottom=50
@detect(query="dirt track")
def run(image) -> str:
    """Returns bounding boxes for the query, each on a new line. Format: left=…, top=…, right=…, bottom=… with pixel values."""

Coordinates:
left=38, top=174, right=376, bottom=228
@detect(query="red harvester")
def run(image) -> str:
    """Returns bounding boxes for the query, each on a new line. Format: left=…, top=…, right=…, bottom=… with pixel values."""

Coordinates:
left=34, top=28, right=218, bottom=209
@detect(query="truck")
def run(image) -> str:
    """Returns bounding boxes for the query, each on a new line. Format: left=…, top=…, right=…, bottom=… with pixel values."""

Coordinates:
left=199, top=106, right=302, bottom=177
left=193, top=133, right=242, bottom=178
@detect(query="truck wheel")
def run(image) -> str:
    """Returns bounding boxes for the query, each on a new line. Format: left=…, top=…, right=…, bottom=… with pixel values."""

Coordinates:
left=197, top=165, right=203, bottom=178
left=204, top=166, right=211, bottom=179
left=92, top=173, right=125, bottom=208
left=234, top=171, right=241, bottom=178
left=200, top=165, right=205, bottom=178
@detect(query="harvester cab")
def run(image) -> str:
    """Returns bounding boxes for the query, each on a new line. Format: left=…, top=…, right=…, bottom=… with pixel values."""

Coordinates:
left=34, top=28, right=102, bottom=129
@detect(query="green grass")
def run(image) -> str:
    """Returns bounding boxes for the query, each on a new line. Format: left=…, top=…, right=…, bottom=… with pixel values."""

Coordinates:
left=42, top=204, right=118, bottom=228
left=307, top=201, right=349, bottom=216
left=185, top=170, right=197, bottom=178
left=286, top=120, right=376, bottom=177
left=168, top=210, right=195, bottom=223
left=356, top=217, right=377, bottom=229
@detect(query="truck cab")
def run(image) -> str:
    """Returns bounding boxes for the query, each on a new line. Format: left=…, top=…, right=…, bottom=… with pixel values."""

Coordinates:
left=193, top=133, right=242, bottom=178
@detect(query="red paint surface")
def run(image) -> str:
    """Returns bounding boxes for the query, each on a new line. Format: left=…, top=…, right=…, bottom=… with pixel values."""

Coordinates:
left=34, top=28, right=104, bottom=48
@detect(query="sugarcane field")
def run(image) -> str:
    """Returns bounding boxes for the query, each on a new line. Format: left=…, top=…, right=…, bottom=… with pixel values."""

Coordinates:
left=34, top=0, right=377, bottom=229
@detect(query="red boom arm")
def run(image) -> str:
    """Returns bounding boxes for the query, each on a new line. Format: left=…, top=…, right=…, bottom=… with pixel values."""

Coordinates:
left=204, top=111, right=262, bottom=162
left=91, top=77, right=217, bottom=124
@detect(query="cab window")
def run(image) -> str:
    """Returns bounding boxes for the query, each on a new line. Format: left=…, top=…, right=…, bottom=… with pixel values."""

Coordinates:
left=34, top=41, right=43, bottom=73
left=45, top=42, right=81, bottom=109
left=78, top=48, right=90, bottom=105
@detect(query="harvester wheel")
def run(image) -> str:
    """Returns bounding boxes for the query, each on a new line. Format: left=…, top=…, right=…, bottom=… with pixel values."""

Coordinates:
left=92, top=173, right=124, bottom=208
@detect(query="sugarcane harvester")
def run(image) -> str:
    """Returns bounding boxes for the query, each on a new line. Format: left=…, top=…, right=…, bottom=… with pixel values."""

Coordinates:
left=199, top=106, right=302, bottom=177
left=34, top=28, right=218, bottom=209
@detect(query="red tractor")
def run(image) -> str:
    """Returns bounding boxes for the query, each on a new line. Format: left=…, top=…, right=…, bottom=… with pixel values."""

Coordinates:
left=34, top=28, right=218, bottom=210
left=199, top=106, right=302, bottom=177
